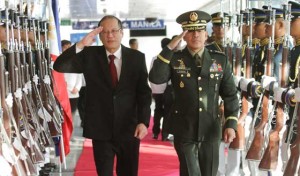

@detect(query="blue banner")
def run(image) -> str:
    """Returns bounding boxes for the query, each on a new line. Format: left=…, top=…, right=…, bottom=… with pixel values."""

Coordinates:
left=122, top=20, right=165, bottom=30
left=52, top=0, right=62, bottom=53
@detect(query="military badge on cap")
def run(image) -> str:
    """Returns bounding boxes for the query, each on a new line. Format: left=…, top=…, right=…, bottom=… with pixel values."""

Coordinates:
left=211, top=12, right=230, bottom=25
left=252, top=8, right=266, bottom=23
left=289, top=1, right=300, bottom=20
left=263, top=6, right=284, bottom=23
left=176, top=10, right=211, bottom=31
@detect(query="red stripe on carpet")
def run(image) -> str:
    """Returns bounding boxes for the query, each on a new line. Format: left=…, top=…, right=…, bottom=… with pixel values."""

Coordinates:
left=74, top=119, right=179, bottom=176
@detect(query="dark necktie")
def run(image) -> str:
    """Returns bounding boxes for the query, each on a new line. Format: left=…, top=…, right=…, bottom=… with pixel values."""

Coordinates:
left=194, top=54, right=202, bottom=67
left=108, top=55, right=118, bottom=88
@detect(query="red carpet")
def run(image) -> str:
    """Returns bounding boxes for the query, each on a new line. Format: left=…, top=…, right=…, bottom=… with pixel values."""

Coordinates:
left=74, top=119, right=179, bottom=176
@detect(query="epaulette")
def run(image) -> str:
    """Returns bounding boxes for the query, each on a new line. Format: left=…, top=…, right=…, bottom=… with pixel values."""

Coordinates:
left=205, top=43, right=214, bottom=47
left=174, top=49, right=183, bottom=54
left=208, top=49, right=225, bottom=56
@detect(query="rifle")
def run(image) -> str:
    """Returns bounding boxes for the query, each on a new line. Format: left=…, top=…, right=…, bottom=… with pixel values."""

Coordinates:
left=25, top=18, right=54, bottom=147
left=33, top=19, right=61, bottom=137
left=15, top=12, right=47, bottom=163
left=0, top=109, right=13, bottom=175
left=259, top=7, right=290, bottom=170
left=7, top=7, right=39, bottom=175
left=225, top=14, right=234, bottom=68
left=246, top=9, right=276, bottom=161
left=283, top=66, right=300, bottom=175
left=0, top=43, right=25, bottom=176
left=233, top=13, right=242, bottom=77
left=229, top=10, right=253, bottom=150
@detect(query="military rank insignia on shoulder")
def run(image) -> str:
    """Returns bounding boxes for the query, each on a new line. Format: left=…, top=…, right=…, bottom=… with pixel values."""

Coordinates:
left=209, top=50, right=225, bottom=55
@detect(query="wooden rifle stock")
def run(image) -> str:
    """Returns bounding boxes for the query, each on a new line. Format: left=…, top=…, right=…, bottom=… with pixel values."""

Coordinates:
left=283, top=104, right=300, bottom=176
left=234, top=46, right=242, bottom=76
left=26, top=49, right=54, bottom=147
left=283, top=66, right=300, bottom=176
left=17, top=58, right=45, bottom=164
left=229, top=46, right=252, bottom=150
left=0, top=48, right=23, bottom=175
left=226, top=44, right=233, bottom=69
left=35, top=48, right=61, bottom=136
left=246, top=46, right=274, bottom=160
left=3, top=63, right=28, bottom=176
left=259, top=45, right=289, bottom=171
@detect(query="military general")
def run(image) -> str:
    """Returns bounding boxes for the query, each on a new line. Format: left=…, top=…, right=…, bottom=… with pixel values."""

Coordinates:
left=149, top=10, right=239, bottom=176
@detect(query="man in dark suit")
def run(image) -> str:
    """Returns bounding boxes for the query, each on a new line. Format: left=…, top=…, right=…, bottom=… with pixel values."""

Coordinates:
left=53, top=15, right=152, bottom=176
left=149, top=10, right=239, bottom=176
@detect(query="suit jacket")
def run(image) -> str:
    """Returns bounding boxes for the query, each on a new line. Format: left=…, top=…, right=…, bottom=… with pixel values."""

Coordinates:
left=149, top=47, right=239, bottom=142
left=53, top=44, right=152, bottom=141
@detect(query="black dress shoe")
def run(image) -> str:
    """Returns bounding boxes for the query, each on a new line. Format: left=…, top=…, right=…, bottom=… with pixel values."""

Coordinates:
left=162, top=137, right=169, bottom=141
left=152, top=134, right=158, bottom=139
left=39, top=170, right=51, bottom=176
left=44, top=163, right=57, bottom=169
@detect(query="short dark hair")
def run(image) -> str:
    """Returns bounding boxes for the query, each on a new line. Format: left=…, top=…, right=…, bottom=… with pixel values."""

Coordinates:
left=61, top=40, right=71, bottom=47
left=129, top=38, right=137, bottom=45
left=98, top=15, right=123, bottom=29
left=161, top=38, right=171, bottom=48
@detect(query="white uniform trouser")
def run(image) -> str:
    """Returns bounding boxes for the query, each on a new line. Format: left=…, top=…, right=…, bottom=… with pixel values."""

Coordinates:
left=217, top=142, right=240, bottom=176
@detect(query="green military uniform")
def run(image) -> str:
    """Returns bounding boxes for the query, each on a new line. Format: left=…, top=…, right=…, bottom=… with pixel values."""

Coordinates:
left=206, top=40, right=224, bottom=52
left=150, top=46, right=239, bottom=175
left=149, top=11, right=239, bottom=176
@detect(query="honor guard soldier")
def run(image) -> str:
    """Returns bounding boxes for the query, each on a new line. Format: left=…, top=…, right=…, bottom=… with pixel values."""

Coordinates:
left=252, top=8, right=269, bottom=83
left=149, top=10, right=239, bottom=176
left=264, top=6, right=287, bottom=80
left=246, top=8, right=269, bottom=176
left=286, top=0, right=300, bottom=150
left=263, top=6, right=292, bottom=175
left=206, top=12, right=230, bottom=52
left=288, top=1, right=300, bottom=89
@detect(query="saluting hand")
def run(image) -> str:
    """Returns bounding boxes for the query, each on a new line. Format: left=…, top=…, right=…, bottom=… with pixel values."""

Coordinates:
left=223, top=128, right=236, bottom=144
left=77, top=26, right=103, bottom=49
left=167, top=30, right=187, bottom=50
left=134, top=123, right=148, bottom=140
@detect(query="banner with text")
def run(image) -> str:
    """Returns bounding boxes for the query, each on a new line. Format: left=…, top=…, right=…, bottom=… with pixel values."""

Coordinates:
left=122, top=19, right=165, bottom=30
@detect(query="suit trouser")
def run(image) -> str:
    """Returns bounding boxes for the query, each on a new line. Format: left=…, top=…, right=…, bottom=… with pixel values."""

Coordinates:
left=174, top=137, right=220, bottom=176
left=92, top=138, right=140, bottom=176
left=77, top=86, right=86, bottom=122
left=69, top=98, right=78, bottom=118
left=162, top=85, right=174, bottom=136
left=152, top=94, right=164, bottom=136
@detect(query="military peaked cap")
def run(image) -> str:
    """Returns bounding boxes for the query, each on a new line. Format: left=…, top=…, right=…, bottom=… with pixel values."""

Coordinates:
left=176, top=10, right=211, bottom=31
left=211, top=12, right=230, bottom=25
left=252, top=8, right=266, bottom=23
left=263, top=6, right=284, bottom=22
left=289, top=1, right=300, bottom=20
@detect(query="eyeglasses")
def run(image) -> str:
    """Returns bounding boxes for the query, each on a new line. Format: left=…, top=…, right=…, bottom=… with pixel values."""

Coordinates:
left=101, top=28, right=121, bottom=35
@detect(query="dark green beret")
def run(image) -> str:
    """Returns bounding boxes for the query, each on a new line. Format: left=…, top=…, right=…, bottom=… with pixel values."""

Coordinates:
left=176, top=10, right=211, bottom=31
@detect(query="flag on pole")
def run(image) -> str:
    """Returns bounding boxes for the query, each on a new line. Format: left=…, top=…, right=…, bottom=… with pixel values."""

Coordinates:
left=48, top=0, right=73, bottom=156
